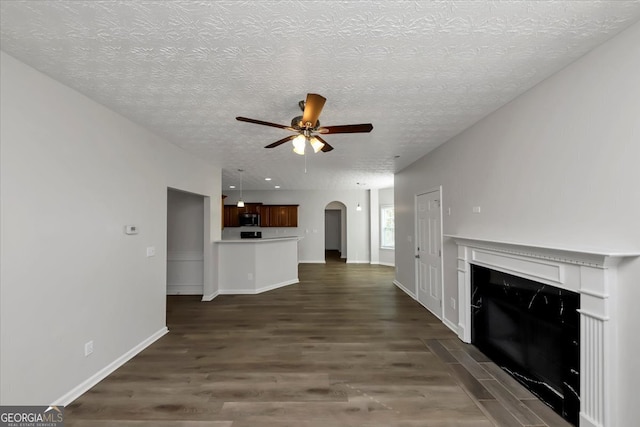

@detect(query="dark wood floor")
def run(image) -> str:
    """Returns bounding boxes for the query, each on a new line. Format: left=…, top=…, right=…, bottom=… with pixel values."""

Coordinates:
left=66, top=252, right=572, bottom=426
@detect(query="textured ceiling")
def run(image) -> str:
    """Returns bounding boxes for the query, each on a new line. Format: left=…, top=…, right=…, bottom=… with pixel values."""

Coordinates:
left=2, top=1, right=640, bottom=190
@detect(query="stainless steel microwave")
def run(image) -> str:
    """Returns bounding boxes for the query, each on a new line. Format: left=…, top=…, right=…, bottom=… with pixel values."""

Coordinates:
left=239, top=213, right=260, bottom=226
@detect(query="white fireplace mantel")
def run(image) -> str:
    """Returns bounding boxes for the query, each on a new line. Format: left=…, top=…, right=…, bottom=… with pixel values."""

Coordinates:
left=446, top=235, right=640, bottom=427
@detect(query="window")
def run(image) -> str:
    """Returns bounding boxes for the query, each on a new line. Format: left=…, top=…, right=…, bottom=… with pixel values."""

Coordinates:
left=380, top=205, right=395, bottom=249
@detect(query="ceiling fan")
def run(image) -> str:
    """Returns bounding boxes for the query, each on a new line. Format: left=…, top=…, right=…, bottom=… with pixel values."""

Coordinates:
left=236, top=93, right=373, bottom=154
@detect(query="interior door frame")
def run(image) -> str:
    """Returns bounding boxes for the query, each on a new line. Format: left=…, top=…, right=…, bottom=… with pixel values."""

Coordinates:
left=414, top=186, right=444, bottom=319
left=166, top=187, right=211, bottom=298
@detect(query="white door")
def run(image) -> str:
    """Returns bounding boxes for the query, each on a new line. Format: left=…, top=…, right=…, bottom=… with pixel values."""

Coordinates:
left=416, top=190, right=442, bottom=318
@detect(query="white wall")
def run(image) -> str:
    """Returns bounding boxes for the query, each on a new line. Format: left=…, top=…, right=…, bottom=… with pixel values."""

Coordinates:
left=223, top=190, right=370, bottom=263
left=0, top=52, right=222, bottom=405
left=167, top=189, right=205, bottom=295
left=394, top=22, right=640, bottom=424
left=378, top=187, right=395, bottom=266
left=369, top=189, right=380, bottom=264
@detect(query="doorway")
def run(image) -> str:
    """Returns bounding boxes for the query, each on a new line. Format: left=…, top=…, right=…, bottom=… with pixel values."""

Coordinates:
left=415, top=188, right=443, bottom=318
left=325, top=201, right=347, bottom=262
left=166, top=188, right=207, bottom=295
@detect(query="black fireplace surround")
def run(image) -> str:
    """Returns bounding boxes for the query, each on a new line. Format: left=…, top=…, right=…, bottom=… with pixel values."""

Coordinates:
left=471, top=264, right=580, bottom=425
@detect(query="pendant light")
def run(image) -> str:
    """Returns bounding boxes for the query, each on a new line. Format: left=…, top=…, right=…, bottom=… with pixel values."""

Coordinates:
left=237, top=169, right=245, bottom=208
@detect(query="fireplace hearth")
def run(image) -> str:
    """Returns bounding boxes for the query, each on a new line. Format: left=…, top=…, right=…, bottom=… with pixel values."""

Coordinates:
left=471, top=264, right=580, bottom=424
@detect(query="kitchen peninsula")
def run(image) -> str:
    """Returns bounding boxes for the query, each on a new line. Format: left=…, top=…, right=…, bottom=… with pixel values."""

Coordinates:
left=213, top=236, right=300, bottom=295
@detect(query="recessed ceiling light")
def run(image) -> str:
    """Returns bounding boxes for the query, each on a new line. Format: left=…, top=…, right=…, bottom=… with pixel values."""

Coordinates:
left=229, top=185, right=236, bottom=189
left=265, top=177, right=272, bottom=181
left=274, top=185, right=280, bottom=189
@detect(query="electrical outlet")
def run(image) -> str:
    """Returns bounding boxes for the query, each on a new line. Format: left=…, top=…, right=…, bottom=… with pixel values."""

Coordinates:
left=472, top=206, right=481, bottom=214
left=248, top=272, right=253, bottom=280
left=146, top=246, right=156, bottom=257
left=450, top=298, right=456, bottom=310
left=84, top=340, right=94, bottom=357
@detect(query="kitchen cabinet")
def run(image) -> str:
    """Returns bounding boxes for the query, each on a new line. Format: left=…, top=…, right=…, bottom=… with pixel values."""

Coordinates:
left=222, top=195, right=227, bottom=229
left=263, top=205, right=298, bottom=227
left=223, top=205, right=240, bottom=227
left=241, top=203, right=262, bottom=214
left=224, top=204, right=298, bottom=227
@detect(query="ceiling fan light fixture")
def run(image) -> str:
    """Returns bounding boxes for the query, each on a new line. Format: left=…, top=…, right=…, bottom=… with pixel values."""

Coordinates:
left=292, top=135, right=306, bottom=155
left=310, top=137, right=324, bottom=153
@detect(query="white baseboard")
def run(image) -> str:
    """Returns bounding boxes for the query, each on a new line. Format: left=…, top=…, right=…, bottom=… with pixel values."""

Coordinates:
left=442, top=316, right=459, bottom=334
left=579, top=413, right=599, bottom=427
left=393, top=280, right=416, bottom=300
left=256, top=279, right=298, bottom=294
left=202, top=290, right=219, bottom=301
left=218, top=289, right=255, bottom=295
left=218, top=279, right=299, bottom=295
left=299, top=260, right=326, bottom=264
left=167, top=284, right=203, bottom=295
left=417, top=298, right=443, bottom=320
left=370, top=262, right=395, bottom=267
left=346, top=260, right=370, bottom=264
left=457, top=322, right=468, bottom=342
left=54, top=327, right=168, bottom=406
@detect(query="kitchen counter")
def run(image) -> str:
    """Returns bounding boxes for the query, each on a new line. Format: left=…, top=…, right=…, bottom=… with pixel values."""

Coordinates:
left=212, top=236, right=300, bottom=295
left=218, top=236, right=300, bottom=243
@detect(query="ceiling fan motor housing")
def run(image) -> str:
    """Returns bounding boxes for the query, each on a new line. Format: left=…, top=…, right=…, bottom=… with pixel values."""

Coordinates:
left=291, top=115, right=319, bottom=130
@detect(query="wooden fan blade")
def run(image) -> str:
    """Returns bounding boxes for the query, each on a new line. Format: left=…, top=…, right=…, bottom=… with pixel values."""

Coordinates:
left=265, top=134, right=297, bottom=149
left=301, top=93, right=326, bottom=128
left=236, top=116, right=293, bottom=131
left=314, top=135, right=333, bottom=152
left=317, top=123, right=373, bottom=134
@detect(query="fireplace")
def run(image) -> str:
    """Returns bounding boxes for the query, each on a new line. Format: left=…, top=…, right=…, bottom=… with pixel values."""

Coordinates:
left=471, top=264, right=580, bottom=424
left=448, top=235, right=639, bottom=427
